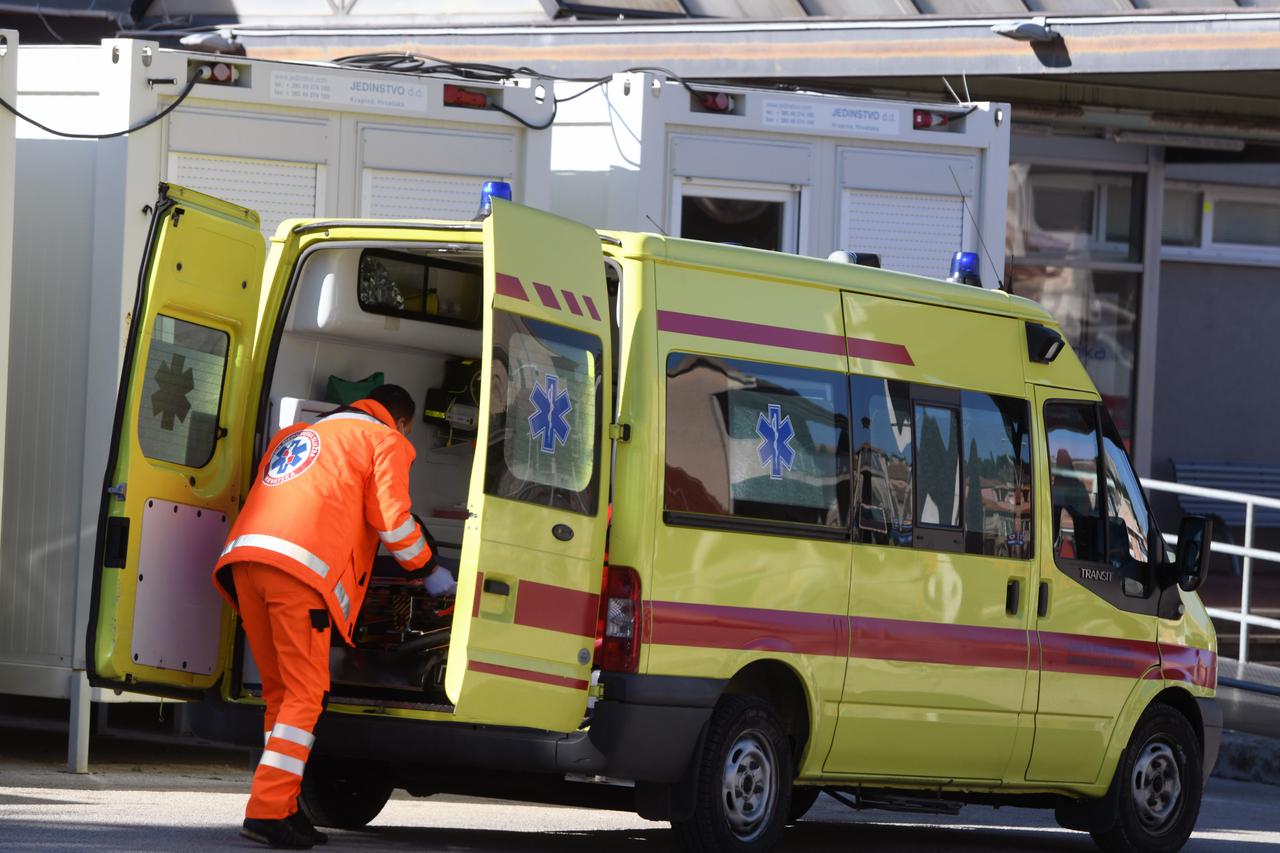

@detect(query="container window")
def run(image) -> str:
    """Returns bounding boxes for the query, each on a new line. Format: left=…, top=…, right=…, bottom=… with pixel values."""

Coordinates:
left=137, top=315, right=228, bottom=468
left=664, top=353, right=849, bottom=529
left=484, top=311, right=601, bottom=515
left=850, top=375, right=913, bottom=546
left=1045, top=402, right=1105, bottom=564
left=962, top=392, right=1033, bottom=559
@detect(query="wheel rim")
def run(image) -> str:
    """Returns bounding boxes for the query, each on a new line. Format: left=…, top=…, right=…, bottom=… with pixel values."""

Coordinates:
left=1130, top=737, right=1183, bottom=831
left=720, top=729, right=778, bottom=842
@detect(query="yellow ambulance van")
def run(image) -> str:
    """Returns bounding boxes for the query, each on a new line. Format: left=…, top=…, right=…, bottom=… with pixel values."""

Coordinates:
left=90, top=184, right=1219, bottom=853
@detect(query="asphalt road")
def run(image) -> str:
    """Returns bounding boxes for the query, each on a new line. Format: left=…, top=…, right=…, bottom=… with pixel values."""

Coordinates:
left=1, top=728, right=1277, bottom=853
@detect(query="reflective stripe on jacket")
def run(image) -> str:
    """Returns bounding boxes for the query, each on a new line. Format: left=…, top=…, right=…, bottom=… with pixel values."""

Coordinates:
left=212, top=397, right=432, bottom=643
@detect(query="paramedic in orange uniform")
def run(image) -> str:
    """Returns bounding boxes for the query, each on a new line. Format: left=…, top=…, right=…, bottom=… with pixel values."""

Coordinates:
left=212, top=384, right=434, bottom=849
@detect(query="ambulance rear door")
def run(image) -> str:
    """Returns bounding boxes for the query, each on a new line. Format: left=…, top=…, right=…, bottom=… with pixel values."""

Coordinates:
left=89, top=184, right=269, bottom=698
left=445, top=199, right=612, bottom=732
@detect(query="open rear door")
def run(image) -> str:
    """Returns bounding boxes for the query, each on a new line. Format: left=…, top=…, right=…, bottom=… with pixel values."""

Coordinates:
left=446, top=199, right=611, bottom=731
left=89, top=185, right=268, bottom=698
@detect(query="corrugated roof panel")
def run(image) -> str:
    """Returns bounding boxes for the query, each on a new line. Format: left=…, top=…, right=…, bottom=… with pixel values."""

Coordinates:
left=800, top=0, right=919, bottom=15
left=682, top=0, right=807, bottom=15
left=912, top=0, right=1030, bottom=13
left=553, top=0, right=688, bottom=13
left=1132, top=0, right=1240, bottom=7
left=1026, top=0, right=1134, bottom=11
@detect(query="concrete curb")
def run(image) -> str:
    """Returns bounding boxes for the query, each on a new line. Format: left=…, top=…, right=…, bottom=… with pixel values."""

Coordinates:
left=1211, top=729, right=1280, bottom=787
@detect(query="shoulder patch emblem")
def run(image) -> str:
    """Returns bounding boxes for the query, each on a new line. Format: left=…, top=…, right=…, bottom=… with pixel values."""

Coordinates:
left=263, top=429, right=321, bottom=486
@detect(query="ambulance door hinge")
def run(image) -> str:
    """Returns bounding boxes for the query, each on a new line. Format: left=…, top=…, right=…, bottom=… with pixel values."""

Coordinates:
left=588, top=680, right=605, bottom=700
left=107, top=483, right=127, bottom=501
left=608, top=423, right=631, bottom=443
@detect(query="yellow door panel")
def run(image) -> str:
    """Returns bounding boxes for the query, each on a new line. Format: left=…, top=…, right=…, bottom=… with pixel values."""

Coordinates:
left=1028, top=385, right=1160, bottom=784
left=445, top=200, right=611, bottom=732
left=90, top=185, right=267, bottom=697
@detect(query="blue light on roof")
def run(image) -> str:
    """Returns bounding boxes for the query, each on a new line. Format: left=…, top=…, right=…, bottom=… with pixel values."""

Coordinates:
left=476, top=180, right=513, bottom=219
left=947, top=251, right=982, bottom=287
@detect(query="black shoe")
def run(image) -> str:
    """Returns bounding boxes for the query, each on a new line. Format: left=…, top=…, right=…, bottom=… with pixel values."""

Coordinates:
left=240, top=817, right=314, bottom=849
left=289, top=811, right=329, bottom=845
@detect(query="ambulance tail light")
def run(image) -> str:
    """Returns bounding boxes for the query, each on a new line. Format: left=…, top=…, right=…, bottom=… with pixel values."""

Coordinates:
left=596, top=565, right=641, bottom=673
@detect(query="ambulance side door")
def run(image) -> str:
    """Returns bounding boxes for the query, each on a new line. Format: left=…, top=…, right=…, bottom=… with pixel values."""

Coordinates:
left=445, top=199, right=612, bottom=732
left=1028, top=385, right=1161, bottom=783
left=89, top=185, right=268, bottom=697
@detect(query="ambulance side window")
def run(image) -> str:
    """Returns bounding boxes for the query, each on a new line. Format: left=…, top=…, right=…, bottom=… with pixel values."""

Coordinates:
left=664, top=353, right=849, bottom=534
left=962, top=392, right=1034, bottom=559
left=136, top=315, right=229, bottom=469
left=1101, top=408, right=1153, bottom=569
left=850, top=375, right=914, bottom=546
left=1045, top=402, right=1106, bottom=564
left=483, top=310, right=602, bottom=516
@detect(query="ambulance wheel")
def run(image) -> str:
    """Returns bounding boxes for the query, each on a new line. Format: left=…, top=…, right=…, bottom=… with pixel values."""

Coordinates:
left=299, top=758, right=394, bottom=830
left=1089, top=704, right=1202, bottom=853
left=673, top=695, right=792, bottom=853
left=787, top=787, right=821, bottom=824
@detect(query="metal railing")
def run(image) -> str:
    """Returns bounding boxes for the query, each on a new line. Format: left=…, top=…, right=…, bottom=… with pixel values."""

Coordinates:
left=1142, top=477, right=1280, bottom=664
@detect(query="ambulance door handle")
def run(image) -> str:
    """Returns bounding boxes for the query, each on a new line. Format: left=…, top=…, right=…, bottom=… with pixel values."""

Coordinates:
left=1005, top=579, right=1020, bottom=616
left=1037, top=582, right=1050, bottom=618
left=483, top=579, right=510, bottom=596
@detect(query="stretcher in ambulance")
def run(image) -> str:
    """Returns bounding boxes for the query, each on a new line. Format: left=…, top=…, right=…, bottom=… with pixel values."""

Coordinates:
left=89, top=183, right=1219, bottom=853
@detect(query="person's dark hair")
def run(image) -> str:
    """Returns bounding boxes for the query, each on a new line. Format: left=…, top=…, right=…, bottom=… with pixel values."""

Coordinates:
left=368, top=384, right=416, bottom=424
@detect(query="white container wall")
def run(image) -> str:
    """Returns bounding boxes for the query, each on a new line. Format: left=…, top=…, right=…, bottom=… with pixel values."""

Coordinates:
left=0, top=30, right=16, bottom=712
left=2, top=39, right=553, bottom=769
left=551, top=73, right=1010, bottom=287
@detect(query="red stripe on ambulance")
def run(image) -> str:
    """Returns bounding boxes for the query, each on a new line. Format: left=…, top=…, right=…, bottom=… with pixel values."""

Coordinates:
left=513, top=579, right=600, bottom=637
left=468, top=660, right=589, bottom=691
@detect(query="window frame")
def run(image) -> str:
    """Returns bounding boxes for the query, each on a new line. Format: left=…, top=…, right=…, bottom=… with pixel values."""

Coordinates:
left=482, top=310, right=604, bottom=517
left=1042, top=398, right=1165, bottom=615
left=910, top=385, right=964, bottom=553
left=1161, top=181, right=1280, bottom=268
left=136, top=313, right=231, bottom=470
left=661, top=351, right=852, bottom=543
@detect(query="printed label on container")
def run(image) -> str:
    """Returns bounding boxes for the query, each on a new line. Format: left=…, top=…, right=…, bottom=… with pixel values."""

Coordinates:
left=271, top=70, right=429, bottom=113
left=762, top=98, right=901, bottom=137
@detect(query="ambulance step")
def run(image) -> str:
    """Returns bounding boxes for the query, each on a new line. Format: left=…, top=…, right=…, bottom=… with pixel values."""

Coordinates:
left=827, top=788, right=963, bottom=816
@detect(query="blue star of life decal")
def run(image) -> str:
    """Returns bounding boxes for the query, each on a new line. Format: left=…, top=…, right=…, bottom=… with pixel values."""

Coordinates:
left=529, top=373, right=573, bottom=454
left=756, top=403, right=796, bottom=480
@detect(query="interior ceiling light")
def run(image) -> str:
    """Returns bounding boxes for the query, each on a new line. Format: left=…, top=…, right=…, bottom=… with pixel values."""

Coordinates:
left=991, top=19, right=1061, bottom=43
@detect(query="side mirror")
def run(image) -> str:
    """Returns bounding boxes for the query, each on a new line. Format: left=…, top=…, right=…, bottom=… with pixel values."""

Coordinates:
left=1175, top=516, right=1213, bottom=592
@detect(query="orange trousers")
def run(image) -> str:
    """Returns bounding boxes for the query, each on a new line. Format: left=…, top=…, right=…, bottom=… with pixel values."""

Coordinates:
left=232, top=561, right=331, bottom=821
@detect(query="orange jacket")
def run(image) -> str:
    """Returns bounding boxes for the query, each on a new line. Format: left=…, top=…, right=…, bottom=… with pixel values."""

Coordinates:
left=213, top=398, right=432, bottom=643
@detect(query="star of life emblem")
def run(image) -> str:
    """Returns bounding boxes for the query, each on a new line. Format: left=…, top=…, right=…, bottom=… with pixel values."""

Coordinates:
left=263, top=429, right=321, bottom=486
left=756, top=403, right=796, bottom=480
left=529, top=373, right=573, bottom=455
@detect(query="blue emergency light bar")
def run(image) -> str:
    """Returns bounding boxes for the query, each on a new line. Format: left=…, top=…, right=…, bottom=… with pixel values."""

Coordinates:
left=947, top=251, right=982, bottom=287
left=476, top=180, right=513, bottom=219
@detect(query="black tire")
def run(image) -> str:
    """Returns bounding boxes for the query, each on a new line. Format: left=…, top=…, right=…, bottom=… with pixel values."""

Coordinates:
left=1089, top=704, right=1203, bottom=853
left=787, top=787, right=821, bottom=824
left=298, top=757, right=394, bottom=830
left=673, top=695, right=793, bottom=853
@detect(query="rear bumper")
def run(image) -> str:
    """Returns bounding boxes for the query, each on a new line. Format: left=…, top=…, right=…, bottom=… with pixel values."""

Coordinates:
left=1197, top=696, right=1222, bottom=785
left=189, top=672, right=721, bottom=785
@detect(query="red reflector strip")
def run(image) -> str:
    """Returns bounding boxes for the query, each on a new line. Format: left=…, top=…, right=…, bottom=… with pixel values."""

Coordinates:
left=495, top=273, right=529, bottom=301
left=533, top=282, right=560, bottom=310
left=561, top=289, right=583, bottom=316
left=468, top=660, right=589, bottom=691
left=583, top=295, right=602, bottom=322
